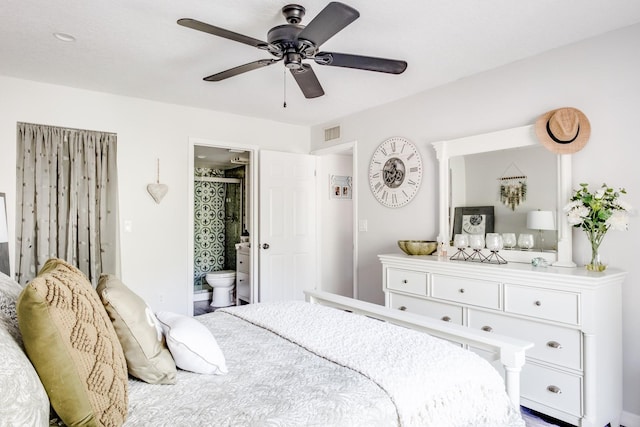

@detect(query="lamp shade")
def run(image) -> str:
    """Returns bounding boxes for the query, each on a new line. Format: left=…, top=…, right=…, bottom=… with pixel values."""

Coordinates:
left=526, top=210, right=555, bottom=231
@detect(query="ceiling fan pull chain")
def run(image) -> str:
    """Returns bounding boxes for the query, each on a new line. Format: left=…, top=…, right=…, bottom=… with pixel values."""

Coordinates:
left=283, top=69, right=287, bottom=108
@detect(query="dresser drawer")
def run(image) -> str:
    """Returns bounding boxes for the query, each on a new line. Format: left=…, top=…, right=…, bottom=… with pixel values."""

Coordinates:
left=386, top=268, right=427, bottom=296
left=431, top=274, right=501, bottom=310
left=468, top=310, right=581, bottom=370
left=236, top=253, right=250, bottom=273
left=389, top=293, right=463, bottom=324
left=522, top=363, right=582, bottom=417
left=505, top=284, right=580, bottom=325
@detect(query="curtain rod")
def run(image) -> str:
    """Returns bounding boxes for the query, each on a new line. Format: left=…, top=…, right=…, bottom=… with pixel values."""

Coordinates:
left=17, top=122, right=117, bottom=136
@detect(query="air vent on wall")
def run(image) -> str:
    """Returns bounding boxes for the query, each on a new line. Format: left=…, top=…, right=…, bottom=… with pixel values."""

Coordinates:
left=324, top=125, right=341, bottom=142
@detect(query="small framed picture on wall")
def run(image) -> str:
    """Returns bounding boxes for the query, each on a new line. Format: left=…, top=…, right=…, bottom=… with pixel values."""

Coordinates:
left=330, top=175, right=352, bottom=199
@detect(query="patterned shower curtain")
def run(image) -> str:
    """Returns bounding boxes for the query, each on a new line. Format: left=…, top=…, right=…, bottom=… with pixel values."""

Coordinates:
left=193, top=178, right=226, bottom=289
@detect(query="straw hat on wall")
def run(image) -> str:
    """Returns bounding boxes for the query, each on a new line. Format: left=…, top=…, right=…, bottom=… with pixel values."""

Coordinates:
left=535, top=107, right=591, bottom=154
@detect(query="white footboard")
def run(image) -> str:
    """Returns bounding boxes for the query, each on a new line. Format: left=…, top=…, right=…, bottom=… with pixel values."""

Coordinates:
left=305, top=290, right=533, bottom=407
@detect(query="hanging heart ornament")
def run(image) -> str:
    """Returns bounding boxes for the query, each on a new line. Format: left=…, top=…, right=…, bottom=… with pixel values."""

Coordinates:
left=147, top=183, right=168, bottom=204
left=147, top=158, right=168, bottom=203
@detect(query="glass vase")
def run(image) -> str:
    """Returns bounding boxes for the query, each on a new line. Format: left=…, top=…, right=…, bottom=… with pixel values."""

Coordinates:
left=586, top=240, right=607, bottom=272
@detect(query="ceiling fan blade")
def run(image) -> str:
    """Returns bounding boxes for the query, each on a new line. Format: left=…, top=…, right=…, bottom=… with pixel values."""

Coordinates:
left=178, top=18, right=268, bottom=48
left=314, top=52, right=407, bottom=74
left=297, top=2, right=359, bottom=47
left=290, top=64, right=325, bottom=98
left=204, top=59, right=279, bottom=82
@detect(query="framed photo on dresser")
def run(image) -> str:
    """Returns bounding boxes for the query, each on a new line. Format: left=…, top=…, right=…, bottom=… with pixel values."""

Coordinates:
left=452, top=206, right=494, bottom=238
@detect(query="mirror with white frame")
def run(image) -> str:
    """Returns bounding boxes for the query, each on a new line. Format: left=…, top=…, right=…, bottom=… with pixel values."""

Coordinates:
left=432, top=125, right=575, bottom=266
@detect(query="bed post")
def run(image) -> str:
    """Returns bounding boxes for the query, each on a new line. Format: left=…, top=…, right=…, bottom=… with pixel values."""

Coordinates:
left=501, top=349, right=526, bottom=407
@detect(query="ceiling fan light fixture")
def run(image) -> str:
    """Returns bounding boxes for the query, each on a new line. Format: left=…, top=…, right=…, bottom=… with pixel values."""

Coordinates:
left=179, top=2, right=407, bottom=98
left=284, top=52, right=303, bottom=69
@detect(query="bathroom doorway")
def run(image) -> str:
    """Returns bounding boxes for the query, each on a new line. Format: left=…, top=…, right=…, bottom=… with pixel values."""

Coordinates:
left=188, top=140, right=257, bottom=315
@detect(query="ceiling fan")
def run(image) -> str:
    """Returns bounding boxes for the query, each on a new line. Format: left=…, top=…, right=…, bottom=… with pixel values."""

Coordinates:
left=177, top=2, right=407, bottom=99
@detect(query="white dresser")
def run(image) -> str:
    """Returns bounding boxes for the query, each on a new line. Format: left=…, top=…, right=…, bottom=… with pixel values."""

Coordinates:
left=236, top=244, right=251, bottom=305
left=380, top=253, right=626, bottom=427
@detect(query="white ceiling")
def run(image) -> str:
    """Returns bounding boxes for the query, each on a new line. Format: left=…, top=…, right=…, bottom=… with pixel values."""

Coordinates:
left=2, top=1, right=640, bottom=127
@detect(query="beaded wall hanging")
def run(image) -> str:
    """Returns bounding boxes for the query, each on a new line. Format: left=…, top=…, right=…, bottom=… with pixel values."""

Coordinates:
left=498, top=163, right=527, bottom=211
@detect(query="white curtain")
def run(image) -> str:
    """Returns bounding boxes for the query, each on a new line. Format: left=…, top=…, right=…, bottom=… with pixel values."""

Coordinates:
left=15, top=122, right=119, bottom=286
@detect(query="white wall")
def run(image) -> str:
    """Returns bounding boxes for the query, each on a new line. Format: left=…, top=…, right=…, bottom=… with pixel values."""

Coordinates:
left=310, top=23, right=640, bottom=421
left=317, top=152, right=354, bottom=297
left=0, top=75, right=309, bottom=314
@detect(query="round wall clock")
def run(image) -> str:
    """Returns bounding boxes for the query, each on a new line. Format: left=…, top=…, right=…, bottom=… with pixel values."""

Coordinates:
left=368, top=137, right=423, bottom=208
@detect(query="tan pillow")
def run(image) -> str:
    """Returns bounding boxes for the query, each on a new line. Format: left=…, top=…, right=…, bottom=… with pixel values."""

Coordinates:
left=17, top=258, right=128, bottom=427
left=97, top=274, right=176, bottom=384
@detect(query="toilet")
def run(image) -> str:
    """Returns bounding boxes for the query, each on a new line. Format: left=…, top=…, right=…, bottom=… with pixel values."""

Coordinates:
left=206, top=270, right=236, bottom=308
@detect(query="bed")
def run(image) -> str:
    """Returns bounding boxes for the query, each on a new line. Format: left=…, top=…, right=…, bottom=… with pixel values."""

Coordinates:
left=1, top=264, right=531, bottom=427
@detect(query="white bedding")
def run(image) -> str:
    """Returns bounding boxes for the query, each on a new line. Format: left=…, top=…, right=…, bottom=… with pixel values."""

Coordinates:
left=221, top=301, right=524, bottom=427
left=126, top=301, right=524, bottom=427
left=126, top=309, right=397, bottom=426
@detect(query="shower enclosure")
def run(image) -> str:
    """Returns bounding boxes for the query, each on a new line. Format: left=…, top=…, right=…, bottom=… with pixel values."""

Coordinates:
left=193, top=170, right=243, bottom=292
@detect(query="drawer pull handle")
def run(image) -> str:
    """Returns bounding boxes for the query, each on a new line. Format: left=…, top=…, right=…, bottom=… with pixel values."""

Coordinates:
left=481, top=326, right=493, bottom=332
left=402, top=279, right=408, bottom=284
left=441, top=316, right=452, bottom=322
left=459, top=288, right=465, bottom=293
left=399, top=306, right=407, bottom=311
left=534, top=300, right=542, bottom=306
left=547, top=385, right=562, bottom=394
left=547, top=341, right=563, bottom=349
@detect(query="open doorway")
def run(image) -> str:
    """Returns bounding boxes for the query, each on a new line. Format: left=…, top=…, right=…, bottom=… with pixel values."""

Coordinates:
left=187, top=139, right=258, bottom=316
left=313, top=141, right=358, bottom=298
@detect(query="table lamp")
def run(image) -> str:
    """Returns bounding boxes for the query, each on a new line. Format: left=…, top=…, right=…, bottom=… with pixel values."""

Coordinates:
left=526, top=210, right=555, bottom=252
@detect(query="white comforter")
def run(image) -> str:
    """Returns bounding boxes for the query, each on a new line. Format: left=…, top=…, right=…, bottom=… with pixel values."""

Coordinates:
left=220, top=301, right=524, bottom=427
left=127, top=307, right=397, bottom=426
left=126, top=301, right=524, bottom=427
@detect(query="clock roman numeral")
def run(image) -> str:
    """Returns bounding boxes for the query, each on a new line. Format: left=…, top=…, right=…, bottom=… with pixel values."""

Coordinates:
left=409, top=166, right=419, bottom=173
left=382, top=190, right=388, bottom=201
left=371, top=172, right=380, bottom=178
left=408, top=179, right=416, bottom=185
left=407, top=153, right=415, bottom=161
left=380, top=147, right=387, bottom=156
left=391, top=141, right=396, bottom=152
left=374, top=182, right=383, bottom=192
left=392, top=194, right=398, bottom=205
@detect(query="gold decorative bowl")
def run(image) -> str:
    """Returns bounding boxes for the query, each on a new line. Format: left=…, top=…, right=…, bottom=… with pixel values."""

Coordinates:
left=397, top=240, right=438, bottom=256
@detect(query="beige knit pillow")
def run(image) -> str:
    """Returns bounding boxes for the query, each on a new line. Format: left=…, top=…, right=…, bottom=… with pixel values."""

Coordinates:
left=17, top=258, right=128, bottom=427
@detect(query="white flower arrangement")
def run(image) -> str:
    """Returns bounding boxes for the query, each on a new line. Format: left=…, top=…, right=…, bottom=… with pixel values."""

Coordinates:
left=564, top=183, right=631, bottom=271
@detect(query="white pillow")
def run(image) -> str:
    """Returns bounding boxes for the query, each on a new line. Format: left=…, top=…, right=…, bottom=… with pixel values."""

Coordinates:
left=155, top=311, right=228, bottom=375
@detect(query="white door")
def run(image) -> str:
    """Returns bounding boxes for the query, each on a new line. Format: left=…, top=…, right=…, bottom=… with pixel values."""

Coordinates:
left=259, top=150, right=316, bottom=302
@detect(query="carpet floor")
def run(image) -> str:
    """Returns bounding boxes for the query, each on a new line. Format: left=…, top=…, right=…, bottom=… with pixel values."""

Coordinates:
left=522, top=407, right=575, bottom=427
